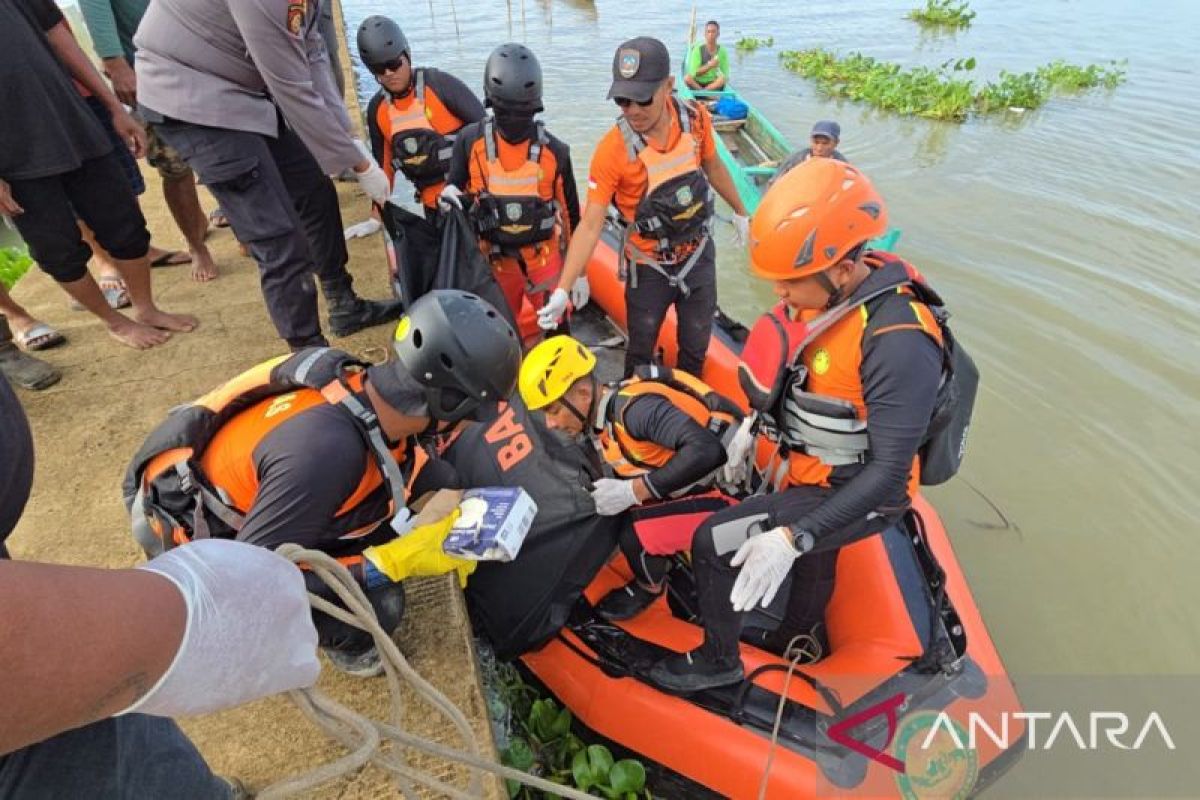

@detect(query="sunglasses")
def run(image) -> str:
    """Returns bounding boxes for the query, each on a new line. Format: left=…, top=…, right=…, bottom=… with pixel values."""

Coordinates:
left=369, top=55, right=407, bottom=75
left=614, top=96, right=655, bottom=109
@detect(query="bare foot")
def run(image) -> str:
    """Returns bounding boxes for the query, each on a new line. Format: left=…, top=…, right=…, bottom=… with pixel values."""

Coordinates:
left=190, top=252, right=218, bottom=283
left=108, top=318, right=171, bottom=349
left=134, top=308, right=200, bottom=332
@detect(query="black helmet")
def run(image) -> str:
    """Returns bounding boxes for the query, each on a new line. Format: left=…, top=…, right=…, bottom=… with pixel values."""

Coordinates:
left=483, top=43, right=543, bottom=113
left=357, top=16, right=409, bottom=69
left=390, top=290, right=520, bottom=423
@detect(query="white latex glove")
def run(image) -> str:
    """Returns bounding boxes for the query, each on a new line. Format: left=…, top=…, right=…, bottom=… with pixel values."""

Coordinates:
left=570, top=276, right=591, bottom=310
left=590, top=478, right=640, bottom=516
left=720, top=414, right=757, bottom=488
left=729, top=526, right=801, bottom=612
left=439, top=183, right=464, bottom=211
left=537, top=287, right=570, bottom=330
left=731, top=213, right=751, bottom=248
left=344, top=218, right=383, bottom=240
left=123, top=540, right=320, bottom=718
left=356, top=161, right=392, bottom=206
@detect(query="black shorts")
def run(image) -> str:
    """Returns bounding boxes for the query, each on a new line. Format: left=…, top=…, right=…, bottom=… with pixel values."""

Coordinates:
left=7, top=153, right=150, bottom=283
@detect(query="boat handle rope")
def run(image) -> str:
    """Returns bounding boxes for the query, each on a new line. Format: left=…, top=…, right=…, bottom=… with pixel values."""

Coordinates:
left=757, top=633, right=825, bottom=800
left=250, top=544, right=599, bottom=800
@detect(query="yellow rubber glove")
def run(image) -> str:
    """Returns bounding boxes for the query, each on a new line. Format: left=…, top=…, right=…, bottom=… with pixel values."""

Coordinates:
left=362, top=509, right=478, bottom=588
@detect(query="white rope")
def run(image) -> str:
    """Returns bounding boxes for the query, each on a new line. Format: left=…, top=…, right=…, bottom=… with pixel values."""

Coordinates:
left=257, top=545, right=597, bottom=800
left=755, top=633, right=822, bottom=800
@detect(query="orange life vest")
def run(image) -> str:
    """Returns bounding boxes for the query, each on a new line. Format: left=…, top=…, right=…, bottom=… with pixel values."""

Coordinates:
left=124, top=349, right=421, bottom=553
left=385, top=69, right=457, bottom=191
left=616, top=98, right=714, bottom=259
left=596, top=365, right=742, bottom=483
left=739, top=256, right=947, bottom=496
left=470, top=116, right=562, bottom=268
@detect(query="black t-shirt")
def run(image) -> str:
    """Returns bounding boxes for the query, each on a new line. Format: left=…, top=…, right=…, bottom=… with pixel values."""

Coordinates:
left=0, top=375, right=35, bottom=558
left=0, top=0, right=111, bottom=181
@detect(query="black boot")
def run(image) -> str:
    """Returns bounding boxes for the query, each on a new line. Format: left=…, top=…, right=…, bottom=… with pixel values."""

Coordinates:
left=322, top=279, right=405, bottom=338
left=595, top=581, right=662, bottom=622
left=648, top=648, right=744, bottom=693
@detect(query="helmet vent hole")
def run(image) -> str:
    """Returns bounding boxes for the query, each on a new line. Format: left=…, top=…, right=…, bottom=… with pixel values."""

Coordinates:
left=440, top=353, right=454, bottom=369
left=486, top=309, right=498, bottom=318
left=412, top=329, right=423, bottom=348
left=841, top=178, right=856, bottom=191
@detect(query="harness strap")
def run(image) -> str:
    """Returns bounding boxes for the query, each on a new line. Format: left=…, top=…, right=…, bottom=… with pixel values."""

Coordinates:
left=623, top=232, right=710, bottom=296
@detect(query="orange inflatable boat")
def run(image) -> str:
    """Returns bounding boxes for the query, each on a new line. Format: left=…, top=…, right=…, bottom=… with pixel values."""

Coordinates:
left=518, top=224, right=1026, bottom=799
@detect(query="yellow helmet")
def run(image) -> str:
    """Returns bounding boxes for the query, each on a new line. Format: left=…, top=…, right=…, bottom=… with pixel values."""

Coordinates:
left=519, top=335, right=597, bottom=410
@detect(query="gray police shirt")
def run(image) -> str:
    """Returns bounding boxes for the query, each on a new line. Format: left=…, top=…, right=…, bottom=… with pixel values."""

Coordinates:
left=134, top=0, right=360, bottom=174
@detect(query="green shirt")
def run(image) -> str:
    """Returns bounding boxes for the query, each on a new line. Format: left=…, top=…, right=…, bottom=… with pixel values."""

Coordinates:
left=79, top=0, right=148, bottom=60
left=686, top=42, right=730, bottom=86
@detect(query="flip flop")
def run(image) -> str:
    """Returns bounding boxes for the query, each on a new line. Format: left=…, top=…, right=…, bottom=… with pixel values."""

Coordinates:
left=69, top=276, right=130, bottom=311
left=209, top=208, right=231, bottom=228
left=150, top=250, right=192, bottom=268
left=15, top=322, right=66, bottom=352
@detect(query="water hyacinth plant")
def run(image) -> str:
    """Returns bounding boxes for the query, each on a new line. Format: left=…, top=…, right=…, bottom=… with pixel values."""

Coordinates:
left=779, top=49, right=1127, bottom=121
left=907, top=0, right=977, bottom=29
left=734, top=35, right=774, bottom=52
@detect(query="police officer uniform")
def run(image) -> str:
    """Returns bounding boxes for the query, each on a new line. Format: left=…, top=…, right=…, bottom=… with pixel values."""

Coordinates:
left=134, top=0, right=401, bottom=349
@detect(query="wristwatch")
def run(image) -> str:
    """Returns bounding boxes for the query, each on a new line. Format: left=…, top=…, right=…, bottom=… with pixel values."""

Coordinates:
left=788, top=526, right=816, bottom=554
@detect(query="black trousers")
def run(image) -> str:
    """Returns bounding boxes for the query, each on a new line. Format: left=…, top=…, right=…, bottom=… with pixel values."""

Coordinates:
left=8, top=152, right=149, bottom=283
left=623, top=239, right=716, bottom=378
left=690, top=485, right=889, bottom=664
left=152, top=119, right=353, bottom=348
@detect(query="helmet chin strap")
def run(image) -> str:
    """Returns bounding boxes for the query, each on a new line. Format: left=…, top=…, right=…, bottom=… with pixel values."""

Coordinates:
left=560, top=374, right=597, bottom=430
left=815, top=271, right=844, bottom=310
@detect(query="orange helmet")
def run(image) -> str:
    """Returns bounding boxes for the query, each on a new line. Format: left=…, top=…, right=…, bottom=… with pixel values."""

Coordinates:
left=749, top=159, right=888, bottom=281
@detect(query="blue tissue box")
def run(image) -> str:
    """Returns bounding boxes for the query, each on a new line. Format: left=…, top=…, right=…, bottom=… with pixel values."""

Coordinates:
left=441, top=487, right=537, bottom=562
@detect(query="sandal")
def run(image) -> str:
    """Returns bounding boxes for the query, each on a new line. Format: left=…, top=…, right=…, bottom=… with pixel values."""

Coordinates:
left=150, top=249, right=192, bottom=268
left=69, top=276, right=130, bottom=311
left=14, top=322, right=65, bottom=352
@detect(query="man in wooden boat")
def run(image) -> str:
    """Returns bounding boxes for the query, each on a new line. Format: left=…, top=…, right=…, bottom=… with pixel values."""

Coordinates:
left=519, top=334, right=742, bottom=622
left=440, top=43, right=581, bottom=336
left=683, top=20, right=730, bottom=91
left=360, top=15, right=486, bottom=218
left=125, top=292, right=521, bottom=677
left=651, top=160, right=950, bottom=691
left=771, top=119, right=848, bottom=186
left=538, top=36, right=750, bottom=379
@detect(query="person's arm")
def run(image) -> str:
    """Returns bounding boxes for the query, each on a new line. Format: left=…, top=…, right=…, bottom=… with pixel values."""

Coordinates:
left=0, top=561, right=184, bottom=755
left=685, top=43, right=702, bottom=78
left=717, top=45, right=730, bottom=78
left=780, top=326, right=943, bottom=550
left=306, top=21, right=354, bottom=139
left=366, top=93, right=389, bottom=169
left=622, top=395, right=727, bottom=499
left=427, top=69, right=486, bottom=127
left=551, top=137, right=618, bottom=293
left=77, top=0, right=136, bottom=105
left=42, top=19, right=146, bottom=157
left=229, top=0, right=364, bottom=174
left=445, top=121, right=477, bottom=189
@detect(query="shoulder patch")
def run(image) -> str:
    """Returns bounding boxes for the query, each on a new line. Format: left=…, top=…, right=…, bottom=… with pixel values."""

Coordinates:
left=286, top=0, right=306, bottom=36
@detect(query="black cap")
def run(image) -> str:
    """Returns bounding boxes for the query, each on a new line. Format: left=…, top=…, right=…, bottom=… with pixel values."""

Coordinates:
left=607, top=37, right=671, bottom=103
left=811, top=120, right=841, bottom=141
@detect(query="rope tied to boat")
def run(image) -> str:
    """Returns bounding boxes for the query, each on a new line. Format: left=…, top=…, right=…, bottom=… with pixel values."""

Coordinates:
left=251, top=544, right=598, bottom=800
left=756, top=632, right=824, bottom=800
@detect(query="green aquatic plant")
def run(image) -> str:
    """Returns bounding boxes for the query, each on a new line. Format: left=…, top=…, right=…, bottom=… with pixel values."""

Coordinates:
left=486, top=657, right=651, bottom=799
left=734, top=35, right=774, bottom=52
left=780, top=49, right=1127, bottom=121
left=0, top=246, right=33, bottom=291
left=907, top=0, right=976, bottom=29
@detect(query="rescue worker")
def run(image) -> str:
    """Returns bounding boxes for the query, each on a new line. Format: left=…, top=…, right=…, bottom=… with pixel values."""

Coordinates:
left=539, top=37, right=751, bottom=379
left=770, top=119, right=847, bottom=186
left=133, top=0, right=404, bottom=349
left=359, top=16, right=485, bottom=217
left=441, top=43, right=580, bottom=333
left=649, top=159, right=948, bottom=691
left=519, top=335, right=738, bottom=621
left=125, top=291, right=522, bottom=676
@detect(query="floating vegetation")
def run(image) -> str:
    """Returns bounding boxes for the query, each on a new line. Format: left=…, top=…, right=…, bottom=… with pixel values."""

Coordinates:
left=734, top=35, right=774, bottom=52
left=484, top=653, right=651, bottom=799
left=0, top=246, right=33, bottom=291
left=779, top=49, right=1127, bottom=121
left=907, top=0, right=976, bottom=29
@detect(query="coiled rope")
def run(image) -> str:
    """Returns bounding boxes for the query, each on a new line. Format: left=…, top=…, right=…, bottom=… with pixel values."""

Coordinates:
left=257, top=545, right=597, bottom=799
